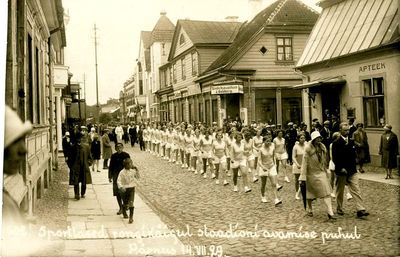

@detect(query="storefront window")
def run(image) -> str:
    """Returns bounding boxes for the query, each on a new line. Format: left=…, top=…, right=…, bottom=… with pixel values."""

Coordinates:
left=363, top=77, right=385, bottom=127
left=255, top=90, right=276, bottom=124
left=282, top=98, right=301, bottom=126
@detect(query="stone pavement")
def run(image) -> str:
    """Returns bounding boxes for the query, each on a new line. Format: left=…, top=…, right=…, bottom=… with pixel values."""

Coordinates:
left=122, top=144, right=400, bottom=257
left=62, top=164, right=186, bottom=257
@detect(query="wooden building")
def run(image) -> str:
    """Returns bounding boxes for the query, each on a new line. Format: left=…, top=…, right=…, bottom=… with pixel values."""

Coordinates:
left=295, top=0, right=399, bottom=166
left=5, top=0, right=67, bottom=215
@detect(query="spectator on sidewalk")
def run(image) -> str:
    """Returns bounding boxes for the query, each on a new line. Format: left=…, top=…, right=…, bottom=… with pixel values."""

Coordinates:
left=3, top=106, right=32, bottom=235
left=379, top=124, right=399, bottom=179
left=91, top=133, right=101, bottom=172
left=62, top=131, right=73, bottom=164
left=332, top=122, right=369, bottom=218
left=352, top=123, right=370, bottom=173
left=109, top=143, right=130, bottom=215
left=117, top=158, right=140, bottom=224
left=69, top=133, right=93, bottom=200
left=102, top=128, right=112, bottom=169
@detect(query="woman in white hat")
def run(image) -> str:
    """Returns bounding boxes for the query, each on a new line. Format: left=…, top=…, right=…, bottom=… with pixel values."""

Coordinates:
left=299, top=131, right=336, bottom=220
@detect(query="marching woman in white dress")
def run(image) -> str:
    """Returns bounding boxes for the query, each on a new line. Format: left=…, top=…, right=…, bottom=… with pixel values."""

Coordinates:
left=165, top=127, right=174, bottom=162
left=225, top=127, right=237, bottom=177
left=253, top=128, right=263, bottom=174
left=231, top=132, right=251, bottom=193
left=243, top=131, right=258, bottom=183
left=143, top=126, right=150, bottom=152
left=212, top=130, right=229, bottom=185
left=258, top=134, right=283, bottom=205
left=191, top=129, right=202, bottom=174
left=184, top=129, right=194, bottom=170
left=172, top=127, right=181, bottom=164
left=273, top=130, right=289, bottom=183
left=200, top=129, right=213, bottom=179
left=160, top=126, right=168, bottom=159
left=292, top=133, right=306, bottom=200
left=177, top=128, right=185, bottom=167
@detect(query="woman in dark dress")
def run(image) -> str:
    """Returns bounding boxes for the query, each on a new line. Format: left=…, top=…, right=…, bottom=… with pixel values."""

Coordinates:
left=379, top=124, right=399, bottom=179
left=352, top=123, right=370, bottom=173
left=91, top=134, right=101, bottom=172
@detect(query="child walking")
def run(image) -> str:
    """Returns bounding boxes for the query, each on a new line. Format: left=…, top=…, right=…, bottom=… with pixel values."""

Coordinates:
left=117, top=158, right=140, bottom=223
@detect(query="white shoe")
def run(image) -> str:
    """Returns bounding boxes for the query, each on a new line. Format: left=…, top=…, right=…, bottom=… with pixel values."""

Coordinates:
left=253, top=177, right=259, bottom=183
left=276, top=184, right=283, bottom=191
left=233, top=186, right=238, bottom=192
left=330, top=192, right=336, bottom=198
left=346, top=192, right=353, bottom=200
left=181, top=164, right=185, bottom=168
left=194, top=171, right=198, bottom=175
left=284, top=176, right=290, bottom=183
left=244, top=186, right=252, bottom=193
left=203, top=174, right=207, bottom=179
left=211, top=173, right=216, bottom=179
left=261, top=197, right=268, bottom=203
left=274, top=198, right=282, bottom=206
left=223, top=180, right=229, bottom=186
left=295, top=194, right=300, bottom=200
left=216, top=180, right=220, bottom=185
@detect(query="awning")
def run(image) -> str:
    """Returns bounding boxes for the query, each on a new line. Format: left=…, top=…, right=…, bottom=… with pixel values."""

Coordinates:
left=292, top=76, right=346, bottom=90
left=110, top=107, right=120, bottom=114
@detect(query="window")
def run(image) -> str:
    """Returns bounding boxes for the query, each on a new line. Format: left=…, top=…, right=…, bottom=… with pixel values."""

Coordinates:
left=276, top=37, right=293, bottom=61
left=169, top=67, right=173, bottom=85
left=36, top=47, right=41, bottom=124
left=179, top=34, right=185, bottom=45
left=162, top=43, right=166, bottom=56
left=191, top=52, right=198, bottom=76
left=363, top=77, right=385, bottom=127
left=27, top=34, right=33, bottom=122
left=172, top=63, right=177, bottom=83
left=181, top=58, right=186, bottom=80
left=139, top=80, right=143, bottom=95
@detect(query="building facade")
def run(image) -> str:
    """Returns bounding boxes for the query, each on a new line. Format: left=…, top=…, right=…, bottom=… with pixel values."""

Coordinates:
left=5, top=0, right=68, bottom=215
left=295, top=0, right=399, bottom=166
left=158, top=19, right=243, bottom=124
left=196, top=0, right=318, bottom=127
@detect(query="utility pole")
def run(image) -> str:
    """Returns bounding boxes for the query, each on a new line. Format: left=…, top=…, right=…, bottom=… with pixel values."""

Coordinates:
left=94, top=24, right=100, bottom=126
left=83, top=73, right=87, bottom=123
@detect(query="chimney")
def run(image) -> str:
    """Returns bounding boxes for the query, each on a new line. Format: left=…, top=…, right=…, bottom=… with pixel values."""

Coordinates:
left=225, top=16, right=239, bottom=22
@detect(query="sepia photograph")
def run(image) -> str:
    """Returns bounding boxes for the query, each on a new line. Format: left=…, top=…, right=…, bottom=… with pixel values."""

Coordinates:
left=1, top=0, right=399, bottom=256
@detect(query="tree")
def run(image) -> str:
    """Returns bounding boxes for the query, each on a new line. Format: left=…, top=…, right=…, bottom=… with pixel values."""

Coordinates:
left=99, top=113, right=112, bottom=124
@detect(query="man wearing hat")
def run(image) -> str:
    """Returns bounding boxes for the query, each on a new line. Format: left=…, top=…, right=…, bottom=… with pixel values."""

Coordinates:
left=3, top=106, right=32, bottom=232
left=379, top=124, right=399, bottom=179
left=62, top=131, right=73, bottom=165
left=320, top=120, right=332, bottom=151
left=332, top=122, right=369, bottom=218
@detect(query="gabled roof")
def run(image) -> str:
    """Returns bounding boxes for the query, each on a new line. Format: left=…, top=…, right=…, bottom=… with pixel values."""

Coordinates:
left=179, top=20, right=242, bottom=44
left=140, top=31, right=152, bottom=49
left=297, top=0, right=399, bottom=68
left=205, top=0, right=319, bottom=73
left=168, top=19, right=242, bottom=61
left=150, top=14, right=175, bottom=44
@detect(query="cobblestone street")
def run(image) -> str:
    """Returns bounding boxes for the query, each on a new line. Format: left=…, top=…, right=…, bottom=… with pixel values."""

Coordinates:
left=124, top=144, right=400, bottom=257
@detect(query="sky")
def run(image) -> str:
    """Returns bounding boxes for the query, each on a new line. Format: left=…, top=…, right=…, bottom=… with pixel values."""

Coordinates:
left=62, top=0, right=320, bottom=105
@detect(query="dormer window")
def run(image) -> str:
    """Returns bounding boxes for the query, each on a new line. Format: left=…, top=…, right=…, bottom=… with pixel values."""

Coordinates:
left=179, top=34, right=185, bottom=45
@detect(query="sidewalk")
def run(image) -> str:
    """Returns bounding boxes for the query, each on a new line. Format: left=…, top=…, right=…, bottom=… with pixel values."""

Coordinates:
left=63, top=167, right=185, bottom=257
left=358, top=165, right=399, bottom=186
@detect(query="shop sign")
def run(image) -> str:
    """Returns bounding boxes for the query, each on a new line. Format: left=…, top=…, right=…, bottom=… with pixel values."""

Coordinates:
left=359, top=62, right=385, bottom=72
left=211, top=84, right=243, bottom=95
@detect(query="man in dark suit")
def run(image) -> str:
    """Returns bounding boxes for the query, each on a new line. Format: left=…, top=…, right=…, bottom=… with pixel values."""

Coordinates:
left=332, top=122, right=369, bottom=218
left=320, top=120, right=332, bottom=154
left=348, top=118, right=357, bottom=139
left=109, top=143, right=130, bottom=216
left=129, top=123, right=137, bottom=147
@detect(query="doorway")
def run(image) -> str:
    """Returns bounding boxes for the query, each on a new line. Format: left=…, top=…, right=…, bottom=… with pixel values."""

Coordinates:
left=225, top=94, right=240, bottom=122
left=320, top=86, right=341, bottom=121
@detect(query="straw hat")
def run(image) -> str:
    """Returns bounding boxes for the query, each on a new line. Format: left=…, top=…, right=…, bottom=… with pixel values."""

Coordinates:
left=4, top=106, right=32, bottom=148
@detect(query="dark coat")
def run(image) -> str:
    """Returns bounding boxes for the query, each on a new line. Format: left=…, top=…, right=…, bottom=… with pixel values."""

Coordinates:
left=352, top=129, right=370, bottom=164
left=332, top=136, right=357, bottom=178
left=69, top=143, right=93, bottom=185
left=109, top=151, right=130, bottom=196
left=137, top=129, right=144, bottom=141
left=379, top=132, right=399, bottom=169
left=320, top=127, right=332, bottom=150
left=91, top=140, right=101, bottom=160
left=129, top=126, right=137, bottom=137
left=102, top=133, right=113, bottom=160
left=62, top=136, right=73, bottom=161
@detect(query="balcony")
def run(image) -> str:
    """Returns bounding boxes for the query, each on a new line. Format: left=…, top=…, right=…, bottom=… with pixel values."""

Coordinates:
left=54, top=65, right=69, bottom=90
